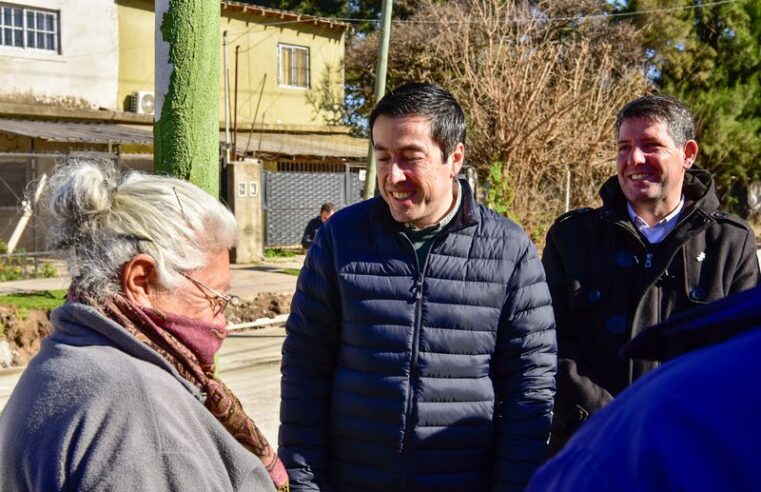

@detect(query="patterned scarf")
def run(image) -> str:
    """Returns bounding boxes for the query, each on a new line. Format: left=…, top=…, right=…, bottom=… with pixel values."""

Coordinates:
left=97, top=294, right=289, bottom=492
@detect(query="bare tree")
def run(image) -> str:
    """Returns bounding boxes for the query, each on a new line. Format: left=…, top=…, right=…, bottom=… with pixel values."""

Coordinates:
left=347, top=0, right=650, bottom=242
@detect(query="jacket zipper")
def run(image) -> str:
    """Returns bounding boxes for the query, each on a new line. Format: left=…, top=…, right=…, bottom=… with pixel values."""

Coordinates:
left=399, top=232, right=436, bottom=491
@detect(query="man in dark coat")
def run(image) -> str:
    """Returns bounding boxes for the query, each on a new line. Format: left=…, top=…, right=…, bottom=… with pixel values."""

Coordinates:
left=528, top=285, right=761, bottom=491
left=542, top=94, right=760, bottom=453
left=279, top=82, right=557, bottom=491
left=301, top=202, right=335, bottom=249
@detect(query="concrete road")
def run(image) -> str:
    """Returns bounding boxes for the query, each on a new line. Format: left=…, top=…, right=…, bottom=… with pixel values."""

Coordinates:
left=219, top=326, right=286, bottom=445
left=0, top=261, right=302, bottom=297
left=0, top=367, right=23, bottom=413
left=0, top=325, right=287, bottom=447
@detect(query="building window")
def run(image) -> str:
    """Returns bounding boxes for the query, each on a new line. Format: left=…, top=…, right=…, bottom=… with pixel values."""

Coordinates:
left=278, top=44, right=310, bottom=88
left=0, top=3, right=58, bottom=52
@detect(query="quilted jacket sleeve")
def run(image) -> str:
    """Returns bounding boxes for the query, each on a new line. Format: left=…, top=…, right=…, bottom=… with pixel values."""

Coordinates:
left=492, top=237, right=557, bottom=491
left=279, top=226, right=341, bottom=491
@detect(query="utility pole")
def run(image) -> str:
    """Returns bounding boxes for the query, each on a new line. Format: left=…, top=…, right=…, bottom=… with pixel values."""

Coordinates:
left=362, top=0, right=393, bottom=200
left=223, top=30, right=232, bottom=168
left=154, top=0, right=220, bottom=197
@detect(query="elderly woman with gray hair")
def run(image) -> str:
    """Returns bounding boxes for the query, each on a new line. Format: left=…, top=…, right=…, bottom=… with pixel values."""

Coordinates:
left=0, top=158, right=287, bottom=491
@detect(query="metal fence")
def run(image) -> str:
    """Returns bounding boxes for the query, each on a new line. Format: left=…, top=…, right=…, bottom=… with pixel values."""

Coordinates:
left=263, top=164, right=365, bottom=246
left=0, top=153, right=153, bottom=253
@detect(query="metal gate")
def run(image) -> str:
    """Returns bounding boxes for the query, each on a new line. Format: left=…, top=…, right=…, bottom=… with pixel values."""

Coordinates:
left=263, top=166, right=365, bottom=246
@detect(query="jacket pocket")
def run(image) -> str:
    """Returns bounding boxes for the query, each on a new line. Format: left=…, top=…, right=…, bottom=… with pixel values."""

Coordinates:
left=682, top=244, right=725, bottom=305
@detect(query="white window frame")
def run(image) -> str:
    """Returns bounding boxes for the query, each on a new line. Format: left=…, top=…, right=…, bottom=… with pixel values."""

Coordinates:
left=278, top=43, right=310, bottom=89
left=0, top=2, right=59, bottom=53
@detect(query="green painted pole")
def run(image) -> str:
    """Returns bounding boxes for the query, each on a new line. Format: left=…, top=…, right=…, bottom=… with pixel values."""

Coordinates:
left=362, top=0, right=393, bottom=200
left=154, top=0, right=220, bottom=197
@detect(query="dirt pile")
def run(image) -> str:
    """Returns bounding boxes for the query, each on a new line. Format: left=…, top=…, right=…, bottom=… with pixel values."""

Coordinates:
left=0, top=306, right=52, bottom=367
left=226, top=292, right=293, bottom=325
left=0, top=292, right=293, bottom=367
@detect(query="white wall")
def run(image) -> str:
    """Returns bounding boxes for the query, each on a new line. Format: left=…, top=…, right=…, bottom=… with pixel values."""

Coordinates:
left=0, top=0, right=118, bottom=110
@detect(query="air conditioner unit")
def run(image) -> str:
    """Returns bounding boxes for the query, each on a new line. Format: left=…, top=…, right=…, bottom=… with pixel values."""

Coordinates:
left=130, top=91, right=155, bottom=115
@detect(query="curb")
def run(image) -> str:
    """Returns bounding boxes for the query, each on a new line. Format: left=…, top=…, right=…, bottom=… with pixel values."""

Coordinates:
left=0, top=365, right=25, bottom=377
left=228, top=313, right=289, bottom=331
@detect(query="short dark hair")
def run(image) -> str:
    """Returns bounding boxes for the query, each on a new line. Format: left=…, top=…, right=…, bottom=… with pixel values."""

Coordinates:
left=320, top=202, right=335, bottom=214
left=369, top=82, right=466, bottom=159
left=615, top=94, right=695, bottom=146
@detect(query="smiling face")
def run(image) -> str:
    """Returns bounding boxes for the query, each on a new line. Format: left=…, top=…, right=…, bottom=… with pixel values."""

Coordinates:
left=616, top=117, right=697, bottom=221
left=373, top=115, right=464, bottom=228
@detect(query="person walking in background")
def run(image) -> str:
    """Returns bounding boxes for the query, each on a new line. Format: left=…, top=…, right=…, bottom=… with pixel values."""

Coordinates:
left=279, top=82, right=556, bottom=491
left=528, top=285, right=761, bottom=491
left=0, top=158, right=286, bottom=491
left=542, top=94, right=760, bottom=453
left=301, top=202, right=335, bottom=249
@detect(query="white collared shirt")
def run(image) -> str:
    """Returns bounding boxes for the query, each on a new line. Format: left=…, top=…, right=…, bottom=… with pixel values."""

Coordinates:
left=627, top=196, right=685, bottom=244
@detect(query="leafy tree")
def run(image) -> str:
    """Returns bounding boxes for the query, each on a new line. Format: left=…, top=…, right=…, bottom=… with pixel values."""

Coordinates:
left=622, top=0, right=761, bottom=214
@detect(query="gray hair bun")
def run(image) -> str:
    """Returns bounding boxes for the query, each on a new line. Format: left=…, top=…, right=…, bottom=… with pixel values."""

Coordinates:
left=42, top=156, right=237, bottom=301
left=45, top=157, right=119, bottom=249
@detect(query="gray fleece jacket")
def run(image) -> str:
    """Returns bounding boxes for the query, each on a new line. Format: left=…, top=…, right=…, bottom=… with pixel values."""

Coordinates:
left=0, top=302, right=275, bottom=492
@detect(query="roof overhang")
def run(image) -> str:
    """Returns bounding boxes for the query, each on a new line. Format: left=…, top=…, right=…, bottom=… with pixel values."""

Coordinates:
left=0, top=119, right=152, bottom=145
left=221, top=1, right=352, bottom=31
left=228, top=131, right=367, bottom=159
left=0, top=119, right=367, bottom=159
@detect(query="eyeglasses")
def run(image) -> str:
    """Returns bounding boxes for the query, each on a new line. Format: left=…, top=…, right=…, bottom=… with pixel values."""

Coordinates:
left=180, top=272, right=241, bottom=316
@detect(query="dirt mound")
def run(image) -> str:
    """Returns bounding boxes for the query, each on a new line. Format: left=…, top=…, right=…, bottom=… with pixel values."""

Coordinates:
left=226, top=292, right=293, bottom=325
left=0, top=292, right=292, bottom=367
left=0, top=306, right=52, bottom=367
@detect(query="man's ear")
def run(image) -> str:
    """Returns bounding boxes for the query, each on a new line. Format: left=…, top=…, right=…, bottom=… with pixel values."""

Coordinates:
left=121, top=254, right=159, bottom=307
left=683, top=140, right=698, bottom=169
left=449, top=142, right=465, bottom=178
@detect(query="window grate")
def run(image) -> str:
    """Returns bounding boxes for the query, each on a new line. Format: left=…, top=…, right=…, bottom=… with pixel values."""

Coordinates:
left=278, top=44, right=310, bottom=89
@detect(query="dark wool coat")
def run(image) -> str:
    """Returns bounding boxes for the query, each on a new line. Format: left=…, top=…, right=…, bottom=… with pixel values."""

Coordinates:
left=542, top=168, right=760, bottom=450
left=279, top=180, right=557, bottom=492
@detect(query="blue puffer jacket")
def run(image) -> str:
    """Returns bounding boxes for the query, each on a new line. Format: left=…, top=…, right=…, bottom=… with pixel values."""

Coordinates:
left=279, top=180, right=557, bottom=491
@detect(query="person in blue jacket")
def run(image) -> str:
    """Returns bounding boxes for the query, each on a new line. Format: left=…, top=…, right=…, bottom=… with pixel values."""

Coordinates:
left=528, top=284, right=761, bottom=491
left=279, top=82, right=557, bottom=491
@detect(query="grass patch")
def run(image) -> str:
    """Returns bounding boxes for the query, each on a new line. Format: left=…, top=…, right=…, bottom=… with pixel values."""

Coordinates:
left=264, top=248, right=298, bottom=258
left=281, top=268, right=301, bottom=276
left=0, top=290, right=68, bottom=311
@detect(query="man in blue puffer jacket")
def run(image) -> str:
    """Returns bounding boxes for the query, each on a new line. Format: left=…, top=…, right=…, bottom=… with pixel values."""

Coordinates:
left=279, top=82, right=557, bottom=491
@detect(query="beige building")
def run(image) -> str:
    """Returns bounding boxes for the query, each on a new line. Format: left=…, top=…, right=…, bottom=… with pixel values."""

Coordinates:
left=0, top=0, right=367, bottom=253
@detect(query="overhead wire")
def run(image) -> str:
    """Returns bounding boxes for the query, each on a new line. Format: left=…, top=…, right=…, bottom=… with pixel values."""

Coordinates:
left=219, top=0, right=745, bottom=48
left=328, top=0, right=743, bottom=24
left=4, top=0, right=743, bottom=61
